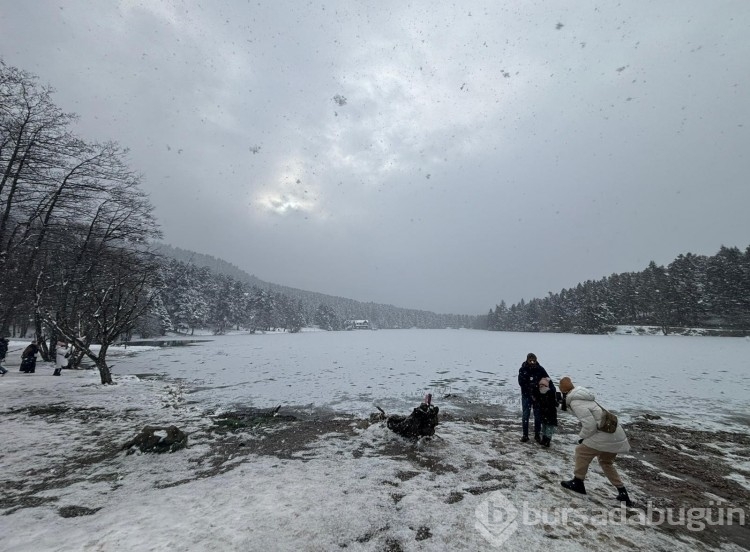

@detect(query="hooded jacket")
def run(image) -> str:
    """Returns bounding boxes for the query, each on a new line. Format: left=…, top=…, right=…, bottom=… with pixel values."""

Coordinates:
left=517, top=361, right=549, bottom=398
left=566, top=387, right=630, bottom=454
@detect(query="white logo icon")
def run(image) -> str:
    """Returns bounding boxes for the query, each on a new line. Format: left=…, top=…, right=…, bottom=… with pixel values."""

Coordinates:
left=475, top=491, right=519, bottom=547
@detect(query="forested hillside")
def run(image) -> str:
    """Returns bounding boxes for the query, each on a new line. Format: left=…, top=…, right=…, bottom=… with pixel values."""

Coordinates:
left=155, top=244, right=267, bottom=288
left=143, top=253, right=477, bottom=335
left=484, top=245, right=750, bottom=334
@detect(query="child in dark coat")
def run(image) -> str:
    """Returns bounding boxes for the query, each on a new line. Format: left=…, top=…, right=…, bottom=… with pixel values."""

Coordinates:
left=20, top=340, right=39, bottom=373
left=537, top=377, right=558, bottom=447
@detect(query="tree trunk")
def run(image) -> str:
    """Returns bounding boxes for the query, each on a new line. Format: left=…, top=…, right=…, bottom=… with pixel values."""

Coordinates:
left=97, top=358, right=113, bottom=384
left=70, top=348, right=85, bottom=369
left=34, top=314, right=50, bottom=361
left=96, top=343, right=113, bottom=384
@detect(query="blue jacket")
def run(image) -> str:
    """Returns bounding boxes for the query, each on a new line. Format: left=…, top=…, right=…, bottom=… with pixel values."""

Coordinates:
left=517, top=361, right=550, bottom=398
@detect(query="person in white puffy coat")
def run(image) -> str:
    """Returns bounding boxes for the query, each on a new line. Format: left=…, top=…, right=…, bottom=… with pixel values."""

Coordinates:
left=54, top=341, right=69, bottom=376
left=558, top=376, right=633, bottom=506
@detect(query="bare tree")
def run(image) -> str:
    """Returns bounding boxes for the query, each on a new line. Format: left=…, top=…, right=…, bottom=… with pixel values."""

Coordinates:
left=2, top=61, right=163, bottom=382
left=1, top=61, right=78, bottom=334
left=38, top=152, right=162, bottom=383
left=45, top=246, right=162, bottom=384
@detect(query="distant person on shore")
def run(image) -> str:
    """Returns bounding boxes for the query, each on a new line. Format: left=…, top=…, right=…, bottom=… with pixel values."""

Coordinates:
left=559, top=376, right=633, bottom=506
left=54, top=340, right=69, bottom=376
left=537, top=377, right=558, bottom=447
left=20, top=340, right=40, bottom=373
left=517, top=352, right=549, bottom=443
left=0, top=336, right=9, bottom=375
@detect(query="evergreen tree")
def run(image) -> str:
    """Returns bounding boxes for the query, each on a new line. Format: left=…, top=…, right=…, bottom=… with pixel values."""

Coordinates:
left=314, top=304, right=339, bottom=330
left=668, top=253, right=706, bottom=327
left=705, top=246, right=744, bottom=328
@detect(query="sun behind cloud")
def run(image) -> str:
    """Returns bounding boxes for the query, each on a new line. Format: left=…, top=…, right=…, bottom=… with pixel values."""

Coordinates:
left=255, top=158, right=322, bottom=217
left=257, top=192, right=314, bottom=215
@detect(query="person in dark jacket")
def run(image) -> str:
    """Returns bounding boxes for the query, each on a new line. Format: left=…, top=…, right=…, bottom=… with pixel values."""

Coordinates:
left=0, top=336, right=8, bottom=375
left=20, top=340, right=39, bottom=373
left=517, top=352, right=549, bottom=442
left=537, top=377, right=558, bottom=447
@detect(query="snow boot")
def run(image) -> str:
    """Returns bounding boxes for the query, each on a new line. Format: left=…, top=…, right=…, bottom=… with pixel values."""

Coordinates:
left=53, top=368, right=62, bottom=376
left=561, top=477, right=586, bottom=495
left=534, top=433, right=541, bottom=443
left=541, top=436, right=551, bottom=447
left=616, top=487, right=633, bottom=507
left=520, top=434, right=530, bottom=443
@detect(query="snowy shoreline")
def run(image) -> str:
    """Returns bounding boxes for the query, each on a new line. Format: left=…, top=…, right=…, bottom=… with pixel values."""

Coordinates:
left=1, top=363, right=749, bottom=551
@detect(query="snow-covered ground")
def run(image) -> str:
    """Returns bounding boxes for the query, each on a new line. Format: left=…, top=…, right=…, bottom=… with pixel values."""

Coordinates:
left=1, top=330, right=748, bottom=551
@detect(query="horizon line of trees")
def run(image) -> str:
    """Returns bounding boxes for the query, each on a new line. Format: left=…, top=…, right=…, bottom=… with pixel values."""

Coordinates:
left=155, top=243, right=478, bottom=331
left=483, top=245, right=750, bottom=334
left=136, top=257, right=477, bottom=337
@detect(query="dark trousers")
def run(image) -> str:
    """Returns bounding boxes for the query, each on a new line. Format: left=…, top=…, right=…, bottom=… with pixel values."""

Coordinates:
left=522, top=394, right=541, bottom=436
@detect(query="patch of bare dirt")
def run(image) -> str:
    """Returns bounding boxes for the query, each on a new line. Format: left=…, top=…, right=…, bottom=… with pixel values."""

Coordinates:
left=4, top=401, right=749, bottom=551
left=618, top=419, right=750, bottom=550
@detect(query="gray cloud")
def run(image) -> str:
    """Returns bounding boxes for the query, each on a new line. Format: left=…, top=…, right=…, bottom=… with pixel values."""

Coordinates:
left=2, top=1, right=748, bottom=313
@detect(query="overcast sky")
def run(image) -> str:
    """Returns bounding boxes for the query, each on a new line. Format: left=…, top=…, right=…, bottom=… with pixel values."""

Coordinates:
left=1, top=1, right=748, bottom=314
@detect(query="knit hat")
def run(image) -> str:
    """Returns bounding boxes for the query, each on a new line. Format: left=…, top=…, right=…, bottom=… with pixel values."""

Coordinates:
left=526, top=352, right=537, bottom=361
left=538, top=377, right=551, bottom=393
left=559, top=377, right=574, bottom=393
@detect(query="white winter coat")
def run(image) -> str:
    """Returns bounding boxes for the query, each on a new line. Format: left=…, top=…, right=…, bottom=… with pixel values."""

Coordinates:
left=566, top=387, right=630, bottom=454
left=56, top=343, right=69, bottom=369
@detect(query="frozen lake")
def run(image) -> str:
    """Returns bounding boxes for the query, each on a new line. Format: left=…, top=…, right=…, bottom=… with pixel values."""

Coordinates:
left=116, top=329, right=750, bottom=432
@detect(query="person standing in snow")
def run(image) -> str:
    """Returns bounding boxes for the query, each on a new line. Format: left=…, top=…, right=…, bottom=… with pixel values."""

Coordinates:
left=537, top=377, right=558, bottom=447
left=20, top=340, right=40, bottom=373
left=54, top=340, right=69, bottom=376
left=0, top=336, right=9, bottom=375
left=559, top=376, right=633, bottom=507
left=517, top=352, right=549, bottom=443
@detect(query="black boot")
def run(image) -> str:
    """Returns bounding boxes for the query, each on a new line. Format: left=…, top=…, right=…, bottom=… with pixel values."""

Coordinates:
left=541, top=436, right=551, bottom=447
left=561, top=477, right=586, bottom=495
left=616, top=487, right=633, bottom=507
left=520, top=434, right=530, bottom=443
left=534, top=433, right=541, bottom=443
